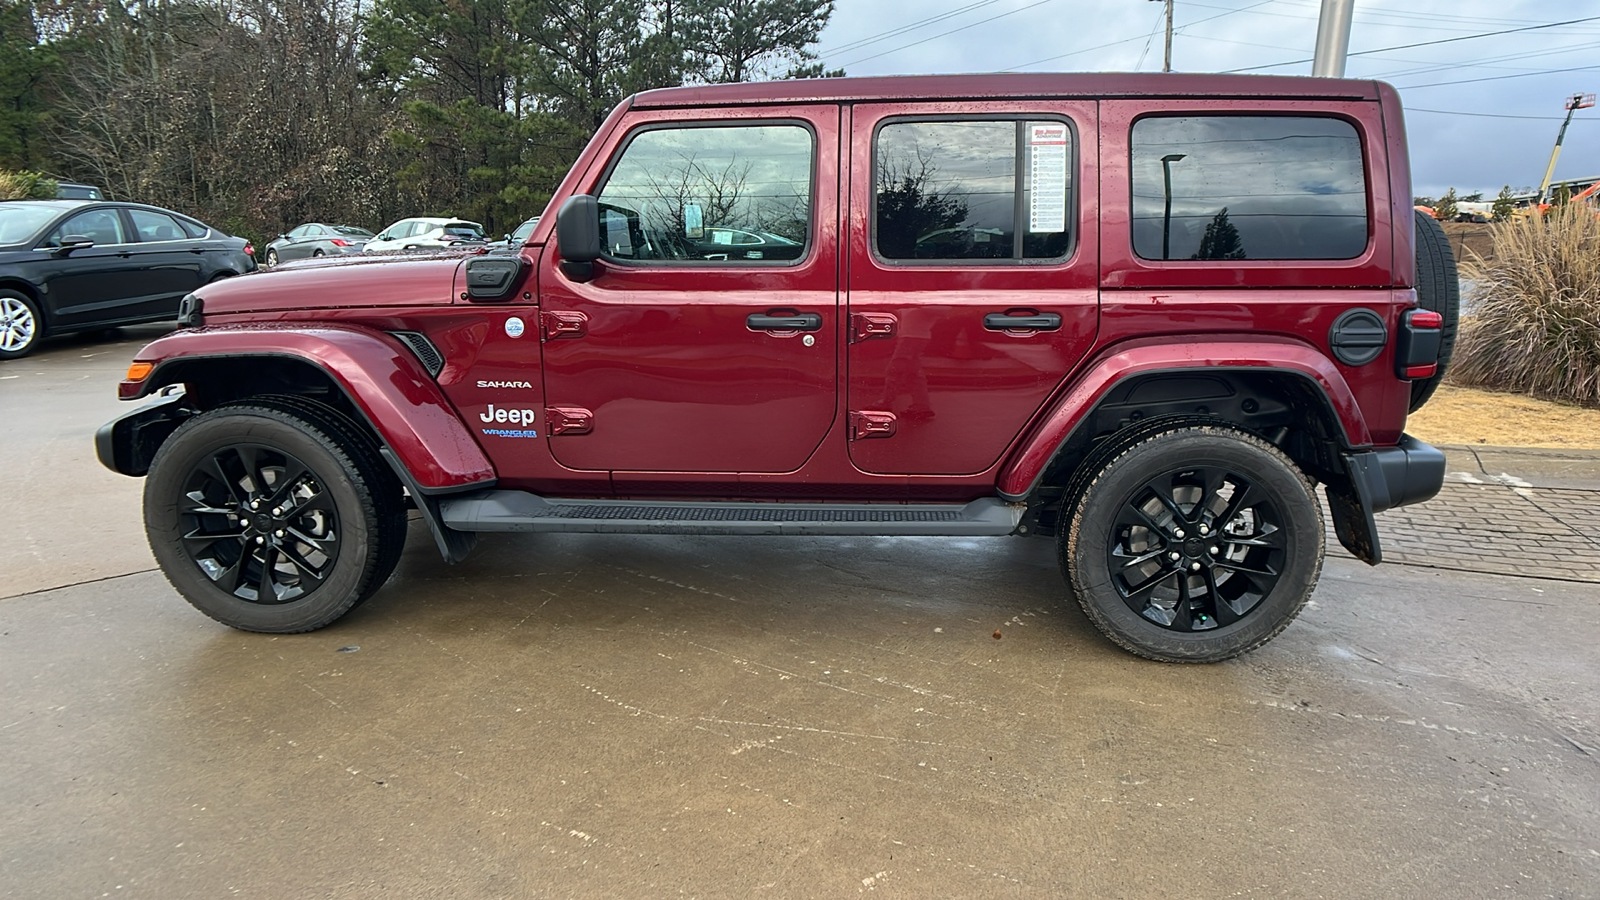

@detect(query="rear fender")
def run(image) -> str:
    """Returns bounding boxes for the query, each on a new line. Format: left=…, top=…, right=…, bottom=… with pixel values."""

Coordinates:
left=121, top=326, right=496, bottom=492
left=997, top=336, right=1371, bottom=500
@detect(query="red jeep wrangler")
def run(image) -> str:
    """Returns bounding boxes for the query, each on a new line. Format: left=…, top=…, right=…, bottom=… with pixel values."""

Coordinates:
left=97, top=74, right=1455, bottom=663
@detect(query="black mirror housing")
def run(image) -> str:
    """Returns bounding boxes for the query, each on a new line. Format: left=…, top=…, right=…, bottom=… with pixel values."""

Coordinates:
left=57, top=234, right=95, bottom=253
left=556, top=194, right=602, bottom=281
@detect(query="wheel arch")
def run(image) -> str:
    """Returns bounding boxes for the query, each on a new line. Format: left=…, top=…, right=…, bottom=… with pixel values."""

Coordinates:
left=121, top=328, right=495, bottom=494
left=999, top=337, right=1372, bottom=505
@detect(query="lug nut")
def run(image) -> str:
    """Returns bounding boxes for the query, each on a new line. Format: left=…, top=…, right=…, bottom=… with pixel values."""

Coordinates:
left=1169, top=551, right=1181, bottom=561
left=1174, top=528, right=1185, bottom=538
left=275, top=529, right=285, bottom=538
left=273, top=507, right=282, bottom=516
left=255, top=536, right=265, bottom=545
left=1209, top=546, right=1219, bottom=555
left=239, top=518, right=249, bottom=527
left=1199, top=524, right=1209, bottom=535
left=1190, top=562, right=1201, bottom=572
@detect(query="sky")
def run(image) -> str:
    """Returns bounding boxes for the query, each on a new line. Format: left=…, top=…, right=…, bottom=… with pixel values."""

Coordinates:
left=811, top=0, right=1600, bottom=199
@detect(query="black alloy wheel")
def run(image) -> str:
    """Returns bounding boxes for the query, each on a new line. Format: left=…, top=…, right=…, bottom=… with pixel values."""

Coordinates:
left=1062, top=425, right=1323, bottom=663
left=1106, top=466, right=1285, bottom=631
left=144, top=400, right=406, bottom=633
left=177, top=443, right=342, bottom=604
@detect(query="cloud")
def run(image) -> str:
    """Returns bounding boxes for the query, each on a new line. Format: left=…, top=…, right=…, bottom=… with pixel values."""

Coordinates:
left=816, top=0, right=1600, bottom=196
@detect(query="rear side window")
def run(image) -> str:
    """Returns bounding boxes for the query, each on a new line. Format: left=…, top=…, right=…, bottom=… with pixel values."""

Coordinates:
left=128, top=209, right=188, bottom=242
left=875, top=119, right=1072, bottom=262
left=596, top=123, right=812, bottom=263
left=1131, top=115, right=1367, bottom=261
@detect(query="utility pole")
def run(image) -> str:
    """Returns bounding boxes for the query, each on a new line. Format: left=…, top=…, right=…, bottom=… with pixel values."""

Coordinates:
left=1311, top=0, right=1355, bottom=78
left=1538, top=92, right=1595, bottom=206
left=1148, top=0, right=1174, bottom=72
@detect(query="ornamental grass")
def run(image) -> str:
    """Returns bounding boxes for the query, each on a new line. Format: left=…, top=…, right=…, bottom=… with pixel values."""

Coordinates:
left=1451, top=203, right=1600, bottom=408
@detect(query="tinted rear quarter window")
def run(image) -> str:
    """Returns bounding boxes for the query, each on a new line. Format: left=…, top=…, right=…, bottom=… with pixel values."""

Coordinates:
left=1131, top=115, right=1367, bottom=261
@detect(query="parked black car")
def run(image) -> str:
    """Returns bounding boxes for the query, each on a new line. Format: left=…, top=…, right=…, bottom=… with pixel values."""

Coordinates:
left=263, top=223, right=375, bottom=266
left=0, top=200, right=256, bottom=359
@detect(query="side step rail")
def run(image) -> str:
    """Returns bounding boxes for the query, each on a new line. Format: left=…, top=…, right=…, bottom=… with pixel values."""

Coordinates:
left=438, top=492, right=1025, bottom=537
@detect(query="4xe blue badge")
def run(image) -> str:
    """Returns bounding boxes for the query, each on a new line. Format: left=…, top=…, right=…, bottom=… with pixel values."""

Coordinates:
left=505, top=316, right=525, bottom=338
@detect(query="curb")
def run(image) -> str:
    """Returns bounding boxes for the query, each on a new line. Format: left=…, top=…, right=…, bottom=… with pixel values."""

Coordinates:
left=1436, top=444, right=1600, bottom=491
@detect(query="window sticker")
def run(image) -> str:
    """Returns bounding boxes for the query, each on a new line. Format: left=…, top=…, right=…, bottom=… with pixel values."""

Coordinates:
left=1028, top=124, right=1068, bottom=234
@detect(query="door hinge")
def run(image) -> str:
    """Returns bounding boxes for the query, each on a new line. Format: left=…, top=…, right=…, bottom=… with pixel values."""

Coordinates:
left=545, top=407, right=593, bottom=436
left=849, top=410, right=898, bottom=440
left=850, top=312, right=897, bottom=342
left=541, top=310, right=588, bottom=341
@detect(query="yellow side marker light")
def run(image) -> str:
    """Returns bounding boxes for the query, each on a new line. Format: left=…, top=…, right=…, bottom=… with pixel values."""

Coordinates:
left=125, top=362, right=154, bottom=382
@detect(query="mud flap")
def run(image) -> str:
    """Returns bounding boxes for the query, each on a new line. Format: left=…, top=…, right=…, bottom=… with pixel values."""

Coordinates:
left=381, top=447, right=479, bottom=564
left=1325, top=482, right=1381, bottom=566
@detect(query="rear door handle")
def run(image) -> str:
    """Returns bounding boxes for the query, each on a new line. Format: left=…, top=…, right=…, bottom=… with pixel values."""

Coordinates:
left=747, top=312, right=823, bottom=332
left=984, top=312, right=1061, bottom=331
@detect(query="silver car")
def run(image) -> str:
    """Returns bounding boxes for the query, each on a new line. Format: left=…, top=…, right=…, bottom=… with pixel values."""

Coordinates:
left=264, top=223, right=375, bottom=266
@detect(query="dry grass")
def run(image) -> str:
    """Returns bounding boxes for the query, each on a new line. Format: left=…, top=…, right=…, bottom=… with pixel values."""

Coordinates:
left=1451, top=204, right=1600, bottom=407
left=1407, top=384, right=1600, bottom=448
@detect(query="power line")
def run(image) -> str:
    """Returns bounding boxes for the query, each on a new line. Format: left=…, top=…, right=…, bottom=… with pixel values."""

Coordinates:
left=818, top=0, right=1008, bottom=60
left=1397, top=63, right=1600, bottom=90
left=1406, top=107, right=1599, bottom=122
left=838, top=0, right=1058, bottom=69
left=1222, top=15, right=1600, bottom=74
left=1002, top=0, right=1273, bottom=72
left=1184, top=0, right=1600, bottom=35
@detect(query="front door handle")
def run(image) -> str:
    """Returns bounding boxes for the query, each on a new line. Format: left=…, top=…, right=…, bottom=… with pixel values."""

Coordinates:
left=983, top=312, right=1061, bottom=332
left=747, top=312, right=822, bottom=332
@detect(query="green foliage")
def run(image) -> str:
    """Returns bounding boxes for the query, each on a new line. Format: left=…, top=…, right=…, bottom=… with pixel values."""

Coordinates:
left=1434, top=187, right=1459, bottom=221
left=0, top=168, right=57, bottom=199
left=1452, top=204, right=1600, bottom=407
left=13, top=0, right=836, bottom=242
left=1492, top=185, right=1517, bottom=222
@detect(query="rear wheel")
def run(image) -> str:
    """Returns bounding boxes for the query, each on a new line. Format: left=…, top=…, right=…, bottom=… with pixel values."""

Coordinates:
left=1061, top=425, right=1324, bottom=663
left=265, top=248, right=279, bottom=267
left=0, top=290, right=42, bottom=360
left=144, top=401, right=406, bottom=632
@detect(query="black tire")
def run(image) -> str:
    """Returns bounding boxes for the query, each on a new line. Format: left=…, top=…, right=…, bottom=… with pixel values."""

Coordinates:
left=1410, top=209, right=1460, bottom=412
left=265, top=248, right=279, bottom=267
left=1061, top=425, right=1324, bottom=663
left=144, top=400, right=407, bottom=633
left=312, top=249, right=325, bottom=258
left=0, top=289, right=44, bottom=360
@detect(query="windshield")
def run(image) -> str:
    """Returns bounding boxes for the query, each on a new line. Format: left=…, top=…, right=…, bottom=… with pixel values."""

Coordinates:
left=510, top=218, right=539, bottom=244
left=333, top=225, right=374, bottom=237
left=0, top=205, right=61, bottom=245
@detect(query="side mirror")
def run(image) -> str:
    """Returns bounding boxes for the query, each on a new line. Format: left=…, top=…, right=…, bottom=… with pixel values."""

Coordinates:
left=376, top=233, right=391, bottom=241
left=504, top=233, right=512, bottom=243
left=57, top=234, right=95, bottom=254
left=556, top=194, right=601, bottom=281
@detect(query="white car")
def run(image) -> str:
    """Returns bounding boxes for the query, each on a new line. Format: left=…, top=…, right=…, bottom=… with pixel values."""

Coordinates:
left=364, top=217, right=487, bottom=253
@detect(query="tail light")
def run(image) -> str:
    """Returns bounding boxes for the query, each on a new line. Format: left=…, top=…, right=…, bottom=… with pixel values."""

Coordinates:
left=330, top=239, right=351, bottom=247
left=243, top=242, right=254, bottom=257
left=1396, top=308, right=1443, bottom=379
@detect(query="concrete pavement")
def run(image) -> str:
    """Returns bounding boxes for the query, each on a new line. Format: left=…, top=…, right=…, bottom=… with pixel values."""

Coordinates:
left=2, top=327, right=1597, bottom=898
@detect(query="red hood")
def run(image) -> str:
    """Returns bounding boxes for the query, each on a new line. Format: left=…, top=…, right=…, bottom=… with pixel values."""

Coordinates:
left=195, top=251, right=479, bottom=316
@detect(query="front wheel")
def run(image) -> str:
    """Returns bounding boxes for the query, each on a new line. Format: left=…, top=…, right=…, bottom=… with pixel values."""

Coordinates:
left=0, top=290, right=43, bottom=360
left=1061, top=425, right=1324, bottom=663
left=143, top=401, right=407, bottom=632
left=265, top=248, right=279, bottom=267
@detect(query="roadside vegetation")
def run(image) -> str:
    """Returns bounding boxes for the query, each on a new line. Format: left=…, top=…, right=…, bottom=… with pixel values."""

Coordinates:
left=0, top=169, right=56, bottom=200
left=0, top=0, right=839, bottom=245
left=1451, top=203, right=1600, bottom=408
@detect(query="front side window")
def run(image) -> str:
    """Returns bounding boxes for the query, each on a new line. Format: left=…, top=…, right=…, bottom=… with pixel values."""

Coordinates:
left=51, top=209, right=126, bottom=246
left=596, top=123, right=812, bottom=263
left=875, top=119, right=1072, bottom=262
left=1131, top=115, right=1368, bottom=261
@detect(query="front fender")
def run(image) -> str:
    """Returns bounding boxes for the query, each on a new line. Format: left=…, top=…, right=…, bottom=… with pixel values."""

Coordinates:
left=121, top=325, right=496, bottom=492
left=996, top=335, right=1371, bottom=500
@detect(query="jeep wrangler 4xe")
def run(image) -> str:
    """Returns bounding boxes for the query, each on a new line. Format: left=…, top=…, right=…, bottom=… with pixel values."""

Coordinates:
left=97, top=74, right=1455, bottom=663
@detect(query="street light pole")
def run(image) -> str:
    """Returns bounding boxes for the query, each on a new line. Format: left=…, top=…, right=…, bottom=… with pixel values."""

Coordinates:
left=1161, top=153, right=1185, bottom=260
left=1311, top=0, right=1355, bottom=78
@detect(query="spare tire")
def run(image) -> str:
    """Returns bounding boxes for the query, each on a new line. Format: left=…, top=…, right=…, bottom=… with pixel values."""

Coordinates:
left=1409, top=209, right=1461, bottom=412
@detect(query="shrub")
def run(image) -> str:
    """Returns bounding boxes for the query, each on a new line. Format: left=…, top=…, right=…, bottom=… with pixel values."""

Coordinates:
left=1451, top=204, right=1600, bottom=407
left=0, top=169, right=58, bottom=200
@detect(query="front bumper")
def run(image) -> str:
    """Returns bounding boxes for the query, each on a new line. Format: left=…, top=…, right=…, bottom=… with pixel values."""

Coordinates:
left=95, top=392, right=191, bottom=476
